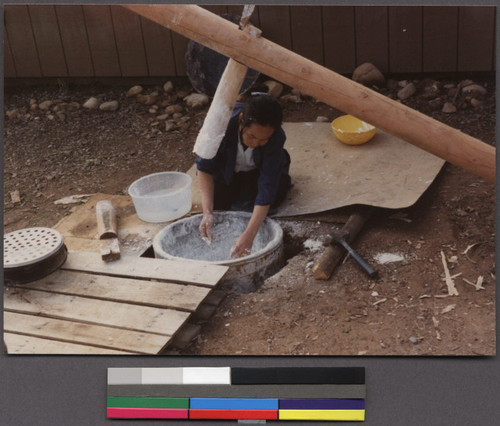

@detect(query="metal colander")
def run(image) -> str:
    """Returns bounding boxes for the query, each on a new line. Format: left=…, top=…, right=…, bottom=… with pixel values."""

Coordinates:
left=3, top=227, right=67, bottom=284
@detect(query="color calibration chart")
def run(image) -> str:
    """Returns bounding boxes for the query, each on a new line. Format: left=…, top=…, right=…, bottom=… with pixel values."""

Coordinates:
left=108, top=367, right=366, bottom=421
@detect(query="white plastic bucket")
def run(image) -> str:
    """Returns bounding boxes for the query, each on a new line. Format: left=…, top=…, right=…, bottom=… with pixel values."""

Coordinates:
left=128, top=172, right=192, bottom=223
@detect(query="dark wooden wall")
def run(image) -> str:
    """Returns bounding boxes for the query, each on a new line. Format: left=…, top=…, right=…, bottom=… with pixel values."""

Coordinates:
left=3, top=5, right=496, bottom=79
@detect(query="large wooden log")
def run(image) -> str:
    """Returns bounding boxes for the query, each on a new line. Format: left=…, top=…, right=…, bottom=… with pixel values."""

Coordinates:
left=123, top=5, right=495, bottom=182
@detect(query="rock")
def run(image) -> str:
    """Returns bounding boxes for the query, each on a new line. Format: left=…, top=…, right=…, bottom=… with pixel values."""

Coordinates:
left=29, top=98, right=37, bottom=105
left=157, top=114, right=168, bottom=121
left=470, top=98, right=483, bottom=108
left=352, top=62, right=385, bottom=87
left=172, top=112, right=183, bottom=119
left=6, top=109, right=19, bottom=120
left=291, top=88, right=302, bottom=98
left=263, top=80, right=283, bottom=98
left=165, top=104, right=184, bottom=115
left=38, top=100, right=53, bottom=111
left=184, top=93, right=209, bottom=109
left=148, top=108, right=157, bottom=114
left=397, top=82, right=416, bottom=100
left=442, top=102, right=457, bottom=113
left=165, top=120, right=177, bottom=132
left=280, top=94, right=301, bottom=103
left=127, top=85, right=143, bottom=97
left=316, top=116, right=330, bottom=123
left=99, top=100, right=119, bottom=111
left=137, top=93, right=158, bottom=105
left=83, top=97, right=99, bottom=109
left=421, top=82, right=440, bottom=100
left=177, top=90, right=190, bottom=99
left=428, top=98, right=443, bottom=110
left=56, top=112, right=66, bottom=121
left=409, top=336, right=418, bottom=344
left=30, top=103, right=38, bottom=111
left=163, top=81, right=174, bottom=93
left=459, top=79, right=474, bottom=88
left=443, top=83, right=455, bottom=90
left=47, top=114, right=55, bottom=120
left=461, top=84, right=487, bottom=97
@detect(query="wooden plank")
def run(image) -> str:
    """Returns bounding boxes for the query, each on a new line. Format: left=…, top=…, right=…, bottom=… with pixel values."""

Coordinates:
left=19, top=269, right=210, bottom=312
left=110, top=6, right=149, bottom=76
left=4, top=332, right=127, bottom=354
left=61, top=251, right=228, bottom=287
left=322, top=6, right=356, bottom=74
left=258, top=6, right=292, bottom=50
left=141, top=17, right=176, bottom=77
left=4, top=288, right=189, bottom=336
left=458, top=6, right=495, bottom=72
left=202, top=5, right=228, bottom=16
left=354, top=6, right=389, bottom=72
left=423, top=6, right=458, bottom=72
left=388, top=6, right=422, bottom=73
left=4, top=312, right=165, bottom=354
left=171, top=32, right=189, bottom=76
left=28, top=5, right=68, bottom=77
left=3, top=27, right=17, bottom=78
left=55, top=5, right=94, bottom=77
left=82, top=5, right=121, bottom=76
left=290, top=6, right=324, bottom=65
left=4, top=5, right=42, bottom=77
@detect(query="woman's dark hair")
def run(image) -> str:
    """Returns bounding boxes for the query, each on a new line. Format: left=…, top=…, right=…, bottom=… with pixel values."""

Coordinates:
left=241, top=95, right=283, bottom=129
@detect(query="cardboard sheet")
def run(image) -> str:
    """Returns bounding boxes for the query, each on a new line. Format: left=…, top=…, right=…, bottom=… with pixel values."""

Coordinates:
left=187, top=122, right=445, bottom=217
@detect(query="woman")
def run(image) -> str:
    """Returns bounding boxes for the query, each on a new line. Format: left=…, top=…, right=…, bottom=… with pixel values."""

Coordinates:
left=196, top=94, right=291, bottom=258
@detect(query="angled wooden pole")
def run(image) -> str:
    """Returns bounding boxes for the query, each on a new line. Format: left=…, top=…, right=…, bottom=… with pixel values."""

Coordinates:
left=123, top=5, right=495, bottom=183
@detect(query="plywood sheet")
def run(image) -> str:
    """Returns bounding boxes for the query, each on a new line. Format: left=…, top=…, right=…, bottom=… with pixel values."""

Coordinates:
left=188, top=122, right=445, bottom=217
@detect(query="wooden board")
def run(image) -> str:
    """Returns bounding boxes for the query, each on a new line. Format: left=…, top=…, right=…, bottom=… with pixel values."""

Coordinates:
left=355, top=6, right=389, bottom=72
left=82, top=5, right=121, bottom=76
left=5, top=287, right=189, bottom=336
left=110, top=6, right=149, bottom=76
left=55, top=5, right=94, bottom=77
left=18, top=269, right=211, bottom=312
left=323, top=6, right=356, bottom=74
left=258, top=6, right=292, bottom=51
left=457, top=6, right=495, bottom=72
left=28, top=5, right=68, bottom=77
left=62, top=251, right=227, bottom=287
left=389, top=6, right=422, bottom=73
left=141, top=17, right=177, bottom=77
left=4, top=333, right=127, bottom=355
left=4, top=27, right=17, bottom=78
left=290, top=6, right=323, bottom=65
left=4, top=5, right=42, bottom=77
left=423, top=6, right=458, bottom=72
left=4, top=312, right=165, bottom=354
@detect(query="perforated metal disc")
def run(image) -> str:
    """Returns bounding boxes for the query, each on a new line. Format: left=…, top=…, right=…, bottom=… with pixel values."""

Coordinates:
left=4, top=227, right=65, bottom=269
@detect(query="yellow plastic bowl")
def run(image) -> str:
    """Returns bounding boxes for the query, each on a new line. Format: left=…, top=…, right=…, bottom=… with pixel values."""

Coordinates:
left=331, top=115, right=377, bottom=145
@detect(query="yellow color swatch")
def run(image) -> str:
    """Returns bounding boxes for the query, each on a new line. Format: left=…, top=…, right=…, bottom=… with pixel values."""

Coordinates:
left=279, top=409, right=365, bottom=421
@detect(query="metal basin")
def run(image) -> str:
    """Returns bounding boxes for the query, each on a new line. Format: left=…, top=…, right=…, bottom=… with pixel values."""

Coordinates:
left=153, top=211, right=284, bottom=292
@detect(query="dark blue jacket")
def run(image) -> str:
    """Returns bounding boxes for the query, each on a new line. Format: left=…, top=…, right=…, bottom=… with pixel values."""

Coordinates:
left=196, top=103, right=289, bottom=206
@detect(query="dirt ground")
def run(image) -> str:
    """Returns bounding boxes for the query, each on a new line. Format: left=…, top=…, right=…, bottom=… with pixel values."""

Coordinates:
left=3, top=74, right=496, bottom=356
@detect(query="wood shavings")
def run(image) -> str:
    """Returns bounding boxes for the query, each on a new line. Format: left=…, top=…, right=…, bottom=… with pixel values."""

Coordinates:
left=441, top=304, right=456, bottom=314
left=463, top=276, right=485, bottom=291
left=440, top=251, right=459, bottom=296
left=54, top=194, right=95, bottom=205
left=373, top=298, right=387, bottom=306
left=462, top=243, right=479, bottom=255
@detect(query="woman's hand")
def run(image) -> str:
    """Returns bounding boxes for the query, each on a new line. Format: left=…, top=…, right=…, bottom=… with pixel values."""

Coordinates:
left=199, top=213, right=214, bottom=245
left=229, top=232, right=254, bottom=258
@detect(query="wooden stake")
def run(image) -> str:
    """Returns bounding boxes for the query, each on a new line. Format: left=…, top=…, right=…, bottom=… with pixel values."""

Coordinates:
left=312, top=207, right=374, bottom=280
left=123, top=5, right=495, bottom=182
